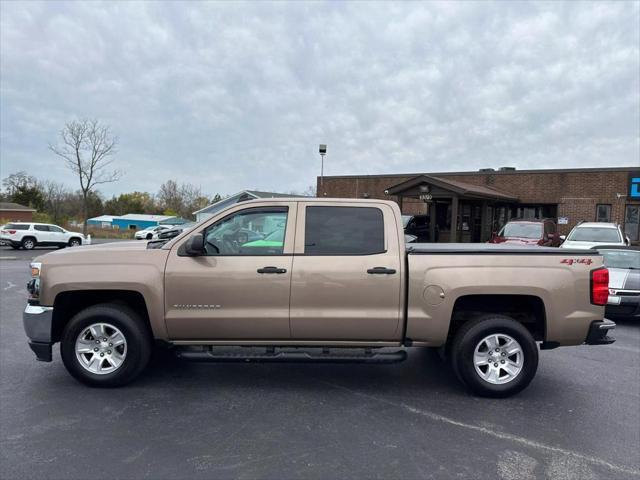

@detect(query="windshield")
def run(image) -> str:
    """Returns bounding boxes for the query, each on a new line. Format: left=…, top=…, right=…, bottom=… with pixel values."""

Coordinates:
left=567, top=227, right=621, bottom=243
left=499, top=223, right=542, bottom=239
left=600, top=250, right=640, bottom=269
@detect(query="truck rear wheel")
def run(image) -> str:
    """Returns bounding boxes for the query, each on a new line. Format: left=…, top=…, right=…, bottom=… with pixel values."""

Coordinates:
left=450, top=314, right=538, bottom=398
left=60, top=304, right=152, bottom=387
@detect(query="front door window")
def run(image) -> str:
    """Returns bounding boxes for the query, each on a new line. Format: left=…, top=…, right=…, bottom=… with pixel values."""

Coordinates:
left=203, top=207, right=288, bottom=255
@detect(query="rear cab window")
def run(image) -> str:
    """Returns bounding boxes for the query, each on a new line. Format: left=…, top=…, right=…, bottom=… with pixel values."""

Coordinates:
left=303, top=206, right=385, bottom=255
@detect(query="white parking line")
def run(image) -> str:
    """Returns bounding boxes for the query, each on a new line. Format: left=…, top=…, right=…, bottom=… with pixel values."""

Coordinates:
left=320, top=380, right=640, bottom=477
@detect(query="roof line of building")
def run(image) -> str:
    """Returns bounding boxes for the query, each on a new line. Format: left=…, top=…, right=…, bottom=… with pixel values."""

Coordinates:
left=319, top=166, right=638, bottom=180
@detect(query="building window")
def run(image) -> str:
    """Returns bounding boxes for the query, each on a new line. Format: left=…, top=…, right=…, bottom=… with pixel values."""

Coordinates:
left=595, top=204, right=611, bottom=223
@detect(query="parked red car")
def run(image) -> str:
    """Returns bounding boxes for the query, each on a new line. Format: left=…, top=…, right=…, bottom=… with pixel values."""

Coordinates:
left=489, top=219, right=561, bottom=247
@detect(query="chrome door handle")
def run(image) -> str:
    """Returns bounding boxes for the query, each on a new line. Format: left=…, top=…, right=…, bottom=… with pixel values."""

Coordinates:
left=257, top=266, right=287, bottom=274
left=367, top=267, right=396, bottom=274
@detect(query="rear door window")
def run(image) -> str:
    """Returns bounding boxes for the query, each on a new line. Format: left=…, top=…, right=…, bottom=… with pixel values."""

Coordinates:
left=34, top=225, right=49, bottom=232
left=304, top=206, right=385, bottom=255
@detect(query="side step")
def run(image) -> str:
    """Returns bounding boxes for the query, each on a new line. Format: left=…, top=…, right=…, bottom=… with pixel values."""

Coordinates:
left=176, top=346, right=407, bottom=364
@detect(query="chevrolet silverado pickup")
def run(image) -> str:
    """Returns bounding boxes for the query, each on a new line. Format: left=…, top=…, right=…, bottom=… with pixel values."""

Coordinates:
left=23, top=198, right=614, bottom=397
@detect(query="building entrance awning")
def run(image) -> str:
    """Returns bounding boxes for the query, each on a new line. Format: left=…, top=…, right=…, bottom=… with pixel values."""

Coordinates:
left=385, top=174, right=518, bottom=202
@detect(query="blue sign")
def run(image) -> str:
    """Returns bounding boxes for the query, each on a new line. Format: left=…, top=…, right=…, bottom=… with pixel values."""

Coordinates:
left=631, top=176, right=640, bottom=199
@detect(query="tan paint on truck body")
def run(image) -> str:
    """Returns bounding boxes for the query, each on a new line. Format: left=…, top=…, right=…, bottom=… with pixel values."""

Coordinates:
left=34, top=198, right=605, bottom=347
left=405, top=253, right=603, bottom=346
left=38, top=242, right=170, bottom=339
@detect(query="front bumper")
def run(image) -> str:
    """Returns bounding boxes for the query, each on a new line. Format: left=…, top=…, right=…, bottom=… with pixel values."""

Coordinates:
left=23, top=304, right=54, bottom=362
left=585, top=319, right=616, bottom=345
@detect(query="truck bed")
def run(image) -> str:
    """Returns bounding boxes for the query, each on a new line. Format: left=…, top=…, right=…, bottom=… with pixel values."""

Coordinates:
left=404, top=243, right=604, bottom=347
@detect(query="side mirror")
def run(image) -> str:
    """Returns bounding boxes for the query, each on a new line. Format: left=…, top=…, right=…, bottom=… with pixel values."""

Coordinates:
left=185, top=233, right=205, bottom=256
left=559, top=235, right=566, bottom=241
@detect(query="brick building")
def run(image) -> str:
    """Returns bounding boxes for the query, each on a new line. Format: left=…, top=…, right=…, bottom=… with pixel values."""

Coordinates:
left=318, top=166, right=640, bottom=243
left=0, top=202, right=36, bottom=223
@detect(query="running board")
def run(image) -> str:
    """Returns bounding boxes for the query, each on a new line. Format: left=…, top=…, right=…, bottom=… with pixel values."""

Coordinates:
left=176, top=346, right=407, bottom=364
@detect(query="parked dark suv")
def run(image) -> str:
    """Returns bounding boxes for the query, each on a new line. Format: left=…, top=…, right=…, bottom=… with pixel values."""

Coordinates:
left=489, top=219, right=561, bottom=247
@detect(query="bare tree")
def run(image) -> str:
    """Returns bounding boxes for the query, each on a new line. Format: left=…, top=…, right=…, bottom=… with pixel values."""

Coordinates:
left=49, top=119, right=121, bottom=234
left=2, top=171, right=38, bottom=196
left=157, top=180, right=183, bottom=215
left=43, top=180, right=70, bottom=224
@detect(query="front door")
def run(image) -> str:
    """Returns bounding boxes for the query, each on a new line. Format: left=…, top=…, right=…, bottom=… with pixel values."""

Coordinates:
left=164, top=203, right=297, bottom=340
left=289, top=203, right=403, bottom=341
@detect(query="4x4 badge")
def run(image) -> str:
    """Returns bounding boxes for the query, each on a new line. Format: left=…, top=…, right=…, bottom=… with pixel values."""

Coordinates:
left=560, top=258, right=593, bottom=266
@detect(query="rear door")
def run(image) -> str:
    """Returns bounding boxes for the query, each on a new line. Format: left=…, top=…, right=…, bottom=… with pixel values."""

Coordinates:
left=164, top=202, right=297, bottom=340
left=289, top=202, right=403, bottom=341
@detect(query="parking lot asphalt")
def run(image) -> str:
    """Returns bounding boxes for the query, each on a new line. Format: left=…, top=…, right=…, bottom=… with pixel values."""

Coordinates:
left=1, top=255, right=639, bottom=480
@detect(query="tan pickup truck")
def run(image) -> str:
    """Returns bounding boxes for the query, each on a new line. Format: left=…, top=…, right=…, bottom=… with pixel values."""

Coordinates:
left=23, top=198, right=614, bottom=397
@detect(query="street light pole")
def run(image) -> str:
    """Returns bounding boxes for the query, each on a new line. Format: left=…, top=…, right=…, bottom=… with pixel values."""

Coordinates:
left=319, top=144, right=327, bottom=196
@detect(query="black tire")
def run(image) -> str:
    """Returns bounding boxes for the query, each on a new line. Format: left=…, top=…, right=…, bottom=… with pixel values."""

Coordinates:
left=21, top=237, right=36, bottom=250
left=68, top=237, right=82, bottom=247
left=60, top=303, right=152, bottom=387
left=146, top=233, right=152, bottom=240
left=450, top=314, right=538, bottom=398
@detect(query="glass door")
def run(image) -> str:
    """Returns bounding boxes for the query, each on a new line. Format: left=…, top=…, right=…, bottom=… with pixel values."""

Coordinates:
left=625, top=205, right=639, bottom=242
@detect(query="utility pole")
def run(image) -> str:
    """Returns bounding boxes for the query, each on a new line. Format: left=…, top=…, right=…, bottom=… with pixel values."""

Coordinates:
left=319, top=144, right=327, bottom=196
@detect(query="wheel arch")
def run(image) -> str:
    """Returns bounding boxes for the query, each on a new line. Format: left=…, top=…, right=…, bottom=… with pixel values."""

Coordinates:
left=447, top=294, right=547, bottom=343
left=52, top=290, right=152, bottom=343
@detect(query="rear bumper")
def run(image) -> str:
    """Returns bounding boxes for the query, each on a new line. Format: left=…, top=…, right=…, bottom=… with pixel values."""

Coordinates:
left=605, top=296, right=640, bottom=320
left=23, top=304, right=54, bottom=362
left=585, top=319, right=616, bottom=345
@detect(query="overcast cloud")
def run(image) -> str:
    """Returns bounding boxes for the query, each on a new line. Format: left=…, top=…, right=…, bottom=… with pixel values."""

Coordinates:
left=1, top=1, right=639, bottom=197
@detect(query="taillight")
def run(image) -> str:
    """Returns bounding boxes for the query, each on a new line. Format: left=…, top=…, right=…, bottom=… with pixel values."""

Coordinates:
left=5, top=230, right=16, bottom=234
left=591, top=268, right=609, bottom=306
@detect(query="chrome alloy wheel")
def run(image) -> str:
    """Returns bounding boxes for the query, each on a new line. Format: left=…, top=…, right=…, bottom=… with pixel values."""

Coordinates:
left=75, top=323, right=127, bottom=375
left=473, top=333, right=523, bottom=385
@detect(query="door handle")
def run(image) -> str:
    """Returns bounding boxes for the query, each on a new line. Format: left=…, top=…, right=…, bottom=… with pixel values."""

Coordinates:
left=257, top=266, right=287, bottom=274
left=367, top=267, right=396, bottom=275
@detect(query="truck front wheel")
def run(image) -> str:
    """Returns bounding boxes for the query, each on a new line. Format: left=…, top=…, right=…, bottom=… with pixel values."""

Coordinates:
left=60, top=304, right=152, bottom=387
left=450, top=314, right=538, bottom=398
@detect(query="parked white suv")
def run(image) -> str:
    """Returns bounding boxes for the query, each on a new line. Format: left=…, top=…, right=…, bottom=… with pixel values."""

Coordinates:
left=560, top=222, right=629, bottom=250
left=0, top=223, right=89, bottom=250
left=134, top=225, right=171, bottom=240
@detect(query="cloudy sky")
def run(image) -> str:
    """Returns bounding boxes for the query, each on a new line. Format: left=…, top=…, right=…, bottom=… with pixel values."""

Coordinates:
left=1, top=1, right=639, bottom=198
